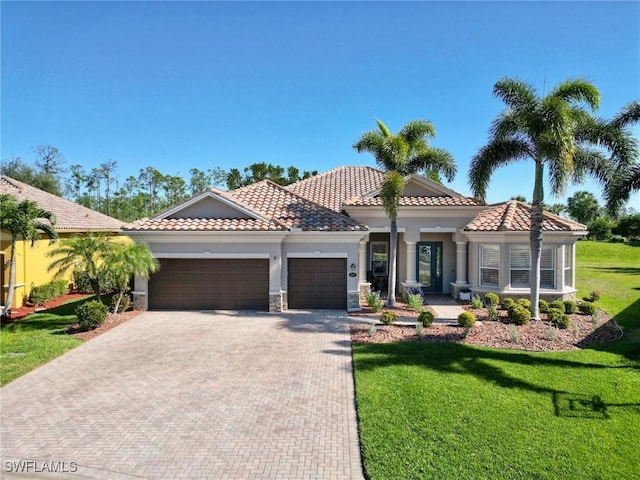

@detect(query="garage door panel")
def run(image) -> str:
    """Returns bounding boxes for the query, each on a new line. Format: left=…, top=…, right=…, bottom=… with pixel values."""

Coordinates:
left=149, top=259, right=268, bottom=310
left=288, top=258, right=347, bottom=309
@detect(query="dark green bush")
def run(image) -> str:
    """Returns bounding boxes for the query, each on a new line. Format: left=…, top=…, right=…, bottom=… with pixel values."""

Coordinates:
left=380, top=310, right=398, bottom=325
left=457, top=311, right=476, bottom=327
left=72, top=270, right=117, bottom=294
left=484, top=292, right=499, bottom=306
left=517, top=298, right=531, bottom=309
left=487, top=304, right=499, bottom=321
left=510, top=304, right=531, bottom=325
left=538, top=299, right=549, bottom=313
left=501, top=297, right=515, bottom=311
left=76, top=300, right=108, bottom=331
left=110, top=294, right=132, bottom=313
left=28, top=280, right=68, bottom=305
left=547, top=308, right=564, bottom=325
left=417, top=310, right=434, bottom=327
left=563, top=300, right=577, bottom=314
left=555, top=315, right=571, bottom=329
left=579, top=302, right=597, bottom=315
left=549, top=300, right=565, bottom=313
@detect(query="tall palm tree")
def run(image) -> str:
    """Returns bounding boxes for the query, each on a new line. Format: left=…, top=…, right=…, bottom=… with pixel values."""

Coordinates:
left=103, top=241, right=158, bottom=313
left=1, top=194, right=57, bottom=317
left=47, top=233, right=112, bottom=303
left=604, top=101, right=640, bottom=214
left=354, top=118, right=456, bottom=307
left=469, top=77, right=634, bottom=319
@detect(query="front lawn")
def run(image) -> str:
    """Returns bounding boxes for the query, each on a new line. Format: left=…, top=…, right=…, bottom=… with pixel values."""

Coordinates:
left=353, top=240, right=640, bottom=479
left=1, top=296, right=95, bottom=386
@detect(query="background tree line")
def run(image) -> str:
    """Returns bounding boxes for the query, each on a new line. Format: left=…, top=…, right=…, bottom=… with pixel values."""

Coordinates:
left=1, top=147, right=316, bottom=222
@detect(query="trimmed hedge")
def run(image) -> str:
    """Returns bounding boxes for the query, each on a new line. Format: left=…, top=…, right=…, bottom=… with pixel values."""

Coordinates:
left=28, top=280, right=69, bottom=305
left=418, top=310, right=434, bottom=327
left=549, top=300, right=565, bottom=314
left=510, top=304, right=531, bottom=325
left=380, top=311, right=398, bottom=325
left=484, top=292, right=499, bottom=306
left=76, top=300, right=108, bottom=331
left=457, top=311, right=476, bottom=327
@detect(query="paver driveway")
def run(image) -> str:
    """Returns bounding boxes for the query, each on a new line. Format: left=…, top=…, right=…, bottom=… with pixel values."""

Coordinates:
left=1, top=311, right=364, bottom=479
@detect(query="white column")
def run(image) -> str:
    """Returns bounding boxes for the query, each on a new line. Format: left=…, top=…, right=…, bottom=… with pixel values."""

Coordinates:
left=405, top=241, right=418, bottom=284
left=455, top=241, right=468, bottom=284
left=358, top=240, right=368, bottom=283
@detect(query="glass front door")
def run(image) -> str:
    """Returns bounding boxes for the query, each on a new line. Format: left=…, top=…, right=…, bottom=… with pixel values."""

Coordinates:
left=417, top=242, right=443, bottom=293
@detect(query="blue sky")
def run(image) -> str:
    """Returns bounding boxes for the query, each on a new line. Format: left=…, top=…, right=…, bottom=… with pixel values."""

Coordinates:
left=2, top=1, right=639, bottom=208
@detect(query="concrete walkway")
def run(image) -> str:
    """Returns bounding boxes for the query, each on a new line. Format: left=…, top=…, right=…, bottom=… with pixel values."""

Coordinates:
left=1, top=311, right=364, bottom=480
left=425, top=294, right=468, bottom=323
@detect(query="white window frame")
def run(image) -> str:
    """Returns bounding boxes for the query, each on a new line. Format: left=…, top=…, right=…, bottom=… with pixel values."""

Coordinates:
left=509, top=245, right=556, bottom=289
left=479, top=245, right=500, bottom=288
left=564, top=245, right=573, bottom=288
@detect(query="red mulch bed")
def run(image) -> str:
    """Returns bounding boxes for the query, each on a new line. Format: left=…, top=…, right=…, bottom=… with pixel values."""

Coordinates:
left=2, top=293, right=92, bottom=322
left=2, top=293, right=142, bottom=341
left=350, top=305, right=623, bottom=352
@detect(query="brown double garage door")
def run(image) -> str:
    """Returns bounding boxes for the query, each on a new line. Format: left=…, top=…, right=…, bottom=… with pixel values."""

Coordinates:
left=148, top=257, right=347, bottom=310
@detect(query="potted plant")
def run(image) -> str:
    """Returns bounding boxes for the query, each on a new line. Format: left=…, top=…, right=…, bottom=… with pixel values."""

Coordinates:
left=459, top=288, right=472, bottom=301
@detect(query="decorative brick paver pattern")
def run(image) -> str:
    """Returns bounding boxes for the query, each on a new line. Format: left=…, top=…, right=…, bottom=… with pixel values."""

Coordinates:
left=1, top=311, right=364, bottom=479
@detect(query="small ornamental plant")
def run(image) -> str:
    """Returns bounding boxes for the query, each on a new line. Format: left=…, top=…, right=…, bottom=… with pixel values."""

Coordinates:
left=487, top=304, right=499, bottom=321
left=457, top=311, right=476, bottom=328
left=510, top=304, right=531, bottom=326
left=501, top=297, right=515, bottom=311
left=365, top=290, right=383, bottom=313
left=470, top=294, right=483, bottom=309
left=405, top=292, right=424, bottom=312
left=579, top=301, right=596, bottom=315
left=549, top=300, right=565, bottom=313
left=538, top=299, right=549, bottom=314
left=368, top=324, right=377, bottom=337
left=76, top=300, right=109, bottom=331
left=380, top=310, right=398, bottom=325
left=563, top=300, right=577, bottom=314
left=484, top=292, right=499, bottom=307
left=417, top=310, right=434, bottom=327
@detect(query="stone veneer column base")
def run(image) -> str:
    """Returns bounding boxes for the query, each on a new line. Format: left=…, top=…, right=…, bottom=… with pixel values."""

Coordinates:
left=348, top=291, right=362, bottom=312
left=132, top=292, right=147, bottom=311
left=449, top=283, right=470, bottom=301
left=358, top=283, right=371, bottom=307
left=269, top=292, right=284, bottom=313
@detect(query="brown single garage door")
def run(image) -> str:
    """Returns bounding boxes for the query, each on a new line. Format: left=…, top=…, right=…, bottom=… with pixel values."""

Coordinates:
left=288, top=258, right=347, bottom=309
left=149, top=258, right=269, bottom=310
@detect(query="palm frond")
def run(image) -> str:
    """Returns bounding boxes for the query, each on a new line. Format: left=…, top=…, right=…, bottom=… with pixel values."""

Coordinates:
left=548, top=78, right=599, bottom=110
left=405, top=148, right=457, bottom=182
left=493, top=77, right=537, bottom=110
left=399, top=119, right=436, bottom=144
left=571, top=147, right=612, bottom=185
left=610, top=100, right=640, bottom=128
left=468, top=139, right=532, bottom=200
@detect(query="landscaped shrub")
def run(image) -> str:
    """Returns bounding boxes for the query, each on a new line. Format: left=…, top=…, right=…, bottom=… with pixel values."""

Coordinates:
left=517, top=298, right=531, bottom=310
left=470, top=295, right=483, bottom=309
left=484, top=292, right=499, bottom=307
left=417, top=310, right=434, bottom=327
left=538, top=299, right=549, bottom=314
left=589, top=290, right=601, bottom=302
left=487, top=304, right=498, bottom=321
left=28, top=280, right=68, bottom=305
left=551, top=313, right=571, bottom=329
left=578, top=302, right=596, bottom=315
left=72, top=270, right=116, bottom=294
left=510, top=304, right=531, bottom=325
left=547, top=308, right=564, bottom=325
left=404, top=292, right=424, bottom=312
left=563, top=300, right=577, bottom=314
left=380, top=310, right=398, bottom=325
left=457, top=311, right=476, bottom=327
left=501, top=297, right=515, bottom=311
left=364, top=290, right=383, bottom=313
left=549, top=300, right=565, bottom=313
left=75, top=300, right=109, bottom=331
left=110, top=294, right=132, bottom=313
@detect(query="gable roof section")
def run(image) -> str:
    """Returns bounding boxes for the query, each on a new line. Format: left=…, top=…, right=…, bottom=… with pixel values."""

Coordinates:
left=465, top=201, right=587, bottom=232
left=231, top=180, right=366, bottom=231
left=154, top=188, right=268, bottom=221
left=125, top=217, right=286, bottom=232
left=286, top=166, right=386, bottom=212
left=0, top=176, right=123, bottom=232
left=345, top=196, right=480, bottom=207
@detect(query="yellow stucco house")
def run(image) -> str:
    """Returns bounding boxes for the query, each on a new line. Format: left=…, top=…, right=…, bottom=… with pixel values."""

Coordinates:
left=1, top=176, right=124, bottom=310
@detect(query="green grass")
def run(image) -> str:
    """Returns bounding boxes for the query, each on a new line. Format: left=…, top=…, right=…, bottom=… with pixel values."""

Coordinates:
left=353, top=240, right=640, bottom=479
left=0, top=295, right=98, bottom=386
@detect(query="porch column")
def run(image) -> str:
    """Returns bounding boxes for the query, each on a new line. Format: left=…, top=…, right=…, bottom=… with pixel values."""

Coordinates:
left=405, top=241, right=418, bottom=284
left=358, top=240, right=368, bottom=282
left=455, top=241, right=468, bottom=284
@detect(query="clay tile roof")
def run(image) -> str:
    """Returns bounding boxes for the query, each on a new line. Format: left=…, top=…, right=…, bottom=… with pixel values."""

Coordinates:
left=0, top=175, right=124, bottom=232
left=464, top=201, right=587, bottom=232
left=286, top=166, right=386, bottom=212
left=124, top=217, right=285, bottom=232
left=344, top=196, right=481, bottom=207
left=230, top=180, right=366, bottom=232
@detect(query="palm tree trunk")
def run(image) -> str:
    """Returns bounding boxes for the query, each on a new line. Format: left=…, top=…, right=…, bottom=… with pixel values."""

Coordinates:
left=530, top=160, right=545, bottom=320
left=2, top=236, right=17, bottom=317
left=387, top=217, right=398, bottom=307
left=113, top=288, right=125, bottom=313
